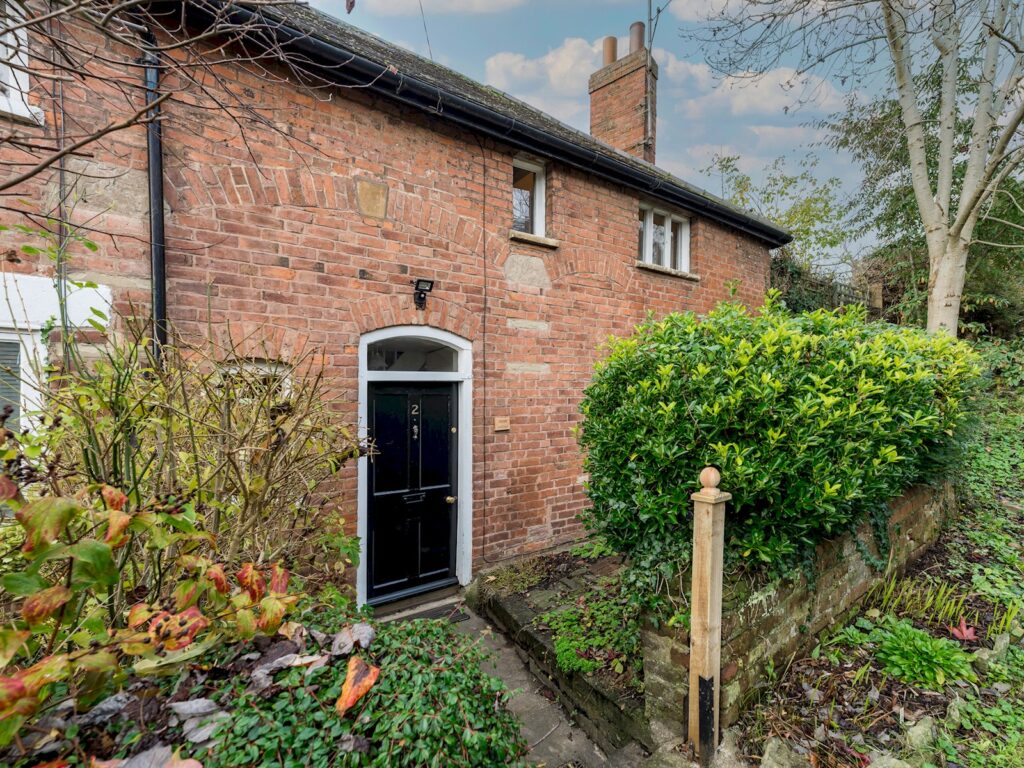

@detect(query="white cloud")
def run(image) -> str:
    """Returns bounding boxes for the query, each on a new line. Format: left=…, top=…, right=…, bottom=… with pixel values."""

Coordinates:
left=678, top=67, right=845, bottom=119
left=481, top=35, right=845, bottom=192
left=746, top=124, right=824, bottom=148
left=668, top=0, right=745, bottom=22
left=483, top=38, right=721, bottom=128
left=485, top=37, right=605, bottom=126
left=655, top=48, right=714, bottom=91
left=365, top=0, right=527, bottom=15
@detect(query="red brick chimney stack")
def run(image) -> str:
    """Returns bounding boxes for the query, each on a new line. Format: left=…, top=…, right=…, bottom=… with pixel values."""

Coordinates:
left=589, top=21, right=657, bottom=163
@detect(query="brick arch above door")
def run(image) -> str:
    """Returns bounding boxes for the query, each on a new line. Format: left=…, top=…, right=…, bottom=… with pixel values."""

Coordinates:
left=350, top=294, right=481, bottom=342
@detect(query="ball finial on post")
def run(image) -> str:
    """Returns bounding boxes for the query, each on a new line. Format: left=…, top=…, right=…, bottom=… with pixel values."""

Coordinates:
left=699, top=466, right=721, bottom=493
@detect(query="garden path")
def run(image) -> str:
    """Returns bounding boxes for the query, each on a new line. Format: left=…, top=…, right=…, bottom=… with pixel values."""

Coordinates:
left=457, top=608, right=649, bottom=767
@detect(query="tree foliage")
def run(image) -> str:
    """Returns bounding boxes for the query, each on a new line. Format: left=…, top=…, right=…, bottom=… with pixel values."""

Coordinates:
left=824, top=65, right=1024, bottom=337
left=706, top=154, right=851, bottom=268
left=686, top=0, right=1024, bottom=336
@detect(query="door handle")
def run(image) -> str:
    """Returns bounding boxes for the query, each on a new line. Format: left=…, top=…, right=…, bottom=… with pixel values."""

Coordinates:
left=445, top=496, right=457, bottom=504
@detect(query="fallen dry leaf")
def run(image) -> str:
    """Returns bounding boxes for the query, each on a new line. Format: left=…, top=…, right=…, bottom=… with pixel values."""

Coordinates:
left=278, top=621, right=305, bottom=646
left=334, top=656, right=380, bottom=717
left=330, top=623, right=376, bottom=656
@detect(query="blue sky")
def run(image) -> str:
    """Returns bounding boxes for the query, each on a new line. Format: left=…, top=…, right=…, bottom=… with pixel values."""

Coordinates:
left=308, top=0, right=858, bottom=204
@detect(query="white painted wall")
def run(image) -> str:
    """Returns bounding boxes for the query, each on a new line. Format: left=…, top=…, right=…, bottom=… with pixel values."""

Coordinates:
left=0, top=272, right=112, bottom=428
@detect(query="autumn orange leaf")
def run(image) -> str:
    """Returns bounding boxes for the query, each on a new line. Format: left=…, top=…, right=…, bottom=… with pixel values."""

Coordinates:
left=256, top=596, right=286, bottom=635
left=0, top=628, right=29, bottom=669
left=127, top=602, right=154, bottom=629
left=148, top=607, right=209, bottom=651
left=0, top=473, right=20, bottom=503
left=269, top=562, right=289, bottom=596
left=100, top=485, right=128, bottom=511
left=104, top=507, right=132, bottom=548
left=21, top=585, right=72, bottom=625
left=237, top=563, right=266, bottom=602
left=205, top=564, right=229, bottom=594
left=0, top=674, right=29, bottom=712
left=235, top=608, right=257, bottom=639
left=16, top=498, right=80, bottom=553
left=172, top=580, right=199, bottom=611
left=334, top=656, right=380, bottom=717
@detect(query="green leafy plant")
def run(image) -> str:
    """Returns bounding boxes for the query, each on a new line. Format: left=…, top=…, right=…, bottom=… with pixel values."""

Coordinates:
left=537, top=579, right=640, bottom=678
left=42, top=322, right=364, bottom=570
left=833, top=617, right=977, bottom=689
left=569, top=535, right=616, bottom=561
left=868, top=576, right=974, bottom=627
left=578, top=297, right=981, bottom=580
left=204, top=619, right=526, bottom=768
left=937, top=698, right=1024, bottom=768
left=0, top=477, right=301, bottom=747
left=0, top=255, right=363, bottom=752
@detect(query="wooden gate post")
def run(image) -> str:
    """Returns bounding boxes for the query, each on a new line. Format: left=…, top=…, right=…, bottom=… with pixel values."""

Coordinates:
left=688, top=467, right=730, bottom=765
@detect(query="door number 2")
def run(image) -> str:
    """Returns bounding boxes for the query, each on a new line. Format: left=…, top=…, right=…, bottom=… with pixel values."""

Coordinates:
left=411, top=404, right=420, bottom=415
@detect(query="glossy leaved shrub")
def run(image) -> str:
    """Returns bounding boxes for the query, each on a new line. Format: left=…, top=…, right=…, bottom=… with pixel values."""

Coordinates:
left=578, top=296, right=981, bottom=572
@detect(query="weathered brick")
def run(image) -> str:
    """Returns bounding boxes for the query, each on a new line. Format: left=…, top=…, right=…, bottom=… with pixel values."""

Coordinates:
left=0, top=15, right=771, bottom=573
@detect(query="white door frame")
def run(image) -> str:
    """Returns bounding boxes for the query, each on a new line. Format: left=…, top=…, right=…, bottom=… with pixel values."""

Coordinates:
left=356, top=326, right=474, bottom=606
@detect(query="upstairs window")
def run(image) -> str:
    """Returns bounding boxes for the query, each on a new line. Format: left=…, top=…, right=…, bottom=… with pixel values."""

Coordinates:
left=0, top=1, right=37, bottom=121
left=512, top=159, right=546, bottom=236
left=638, top=206, right=691, bottom=273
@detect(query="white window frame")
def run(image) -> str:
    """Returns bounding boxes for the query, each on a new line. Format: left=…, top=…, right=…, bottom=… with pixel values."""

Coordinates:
left=0, top=1, right=42, bottom=123
left=0, top=272, right=112, bottom=432
left=512, top=158, right=546, bottom=237
left=639, top=205, right=691, bottom=274
left=0, top=328, right=36, bottom=432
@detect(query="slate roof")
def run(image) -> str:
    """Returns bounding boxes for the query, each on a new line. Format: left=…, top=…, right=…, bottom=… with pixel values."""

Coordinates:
left=222, top=2, right=791, bottom=247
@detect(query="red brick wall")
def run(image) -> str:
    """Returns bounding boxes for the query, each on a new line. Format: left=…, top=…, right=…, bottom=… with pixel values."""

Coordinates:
left=0, top=21, right=770, bottom=571
left=588, top=48, right=656, bottom=163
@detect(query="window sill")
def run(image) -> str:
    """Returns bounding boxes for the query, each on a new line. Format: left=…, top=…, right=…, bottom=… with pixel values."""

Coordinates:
left=0, top=100, right=45, bottom=126
left=510, top=230, right=559, bottom=250
left=636, top=261, right=700, bottom=282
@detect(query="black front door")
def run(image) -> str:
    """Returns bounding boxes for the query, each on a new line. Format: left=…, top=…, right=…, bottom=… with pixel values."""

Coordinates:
left=367, top=383, right=458, bottom=604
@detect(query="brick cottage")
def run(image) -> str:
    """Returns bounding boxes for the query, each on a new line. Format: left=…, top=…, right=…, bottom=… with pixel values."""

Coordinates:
left=0, top=3, right=788, bottom=606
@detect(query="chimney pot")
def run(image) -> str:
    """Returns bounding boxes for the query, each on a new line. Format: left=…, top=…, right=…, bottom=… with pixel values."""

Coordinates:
left=602, top=35, right=618, bottom=66
left=629, top=21, right=645, bottom=54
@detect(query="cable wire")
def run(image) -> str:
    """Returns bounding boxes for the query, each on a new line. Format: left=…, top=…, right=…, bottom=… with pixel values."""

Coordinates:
left=418, top=0, right=433, bottom=61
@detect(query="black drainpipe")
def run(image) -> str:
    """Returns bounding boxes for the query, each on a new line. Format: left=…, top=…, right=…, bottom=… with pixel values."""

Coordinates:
left=142, top=34, right=168, bottom=359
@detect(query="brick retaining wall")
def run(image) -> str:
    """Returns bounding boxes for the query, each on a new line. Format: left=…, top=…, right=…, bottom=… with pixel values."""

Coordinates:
left=642, top=482, right=955, bottom=744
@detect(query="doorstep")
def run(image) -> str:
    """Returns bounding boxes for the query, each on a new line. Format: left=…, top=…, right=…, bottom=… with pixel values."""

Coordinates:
left=371, top=585, right=464, bottom=621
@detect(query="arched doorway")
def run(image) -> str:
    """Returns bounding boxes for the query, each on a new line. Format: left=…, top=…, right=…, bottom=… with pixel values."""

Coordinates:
left=357, top=327, right=473, bottom=606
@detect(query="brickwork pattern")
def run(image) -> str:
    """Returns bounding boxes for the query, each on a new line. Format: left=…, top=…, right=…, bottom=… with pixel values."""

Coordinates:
left=588, top=48, right=657, bottom=163
left=0, top=22, right=771, bottom=570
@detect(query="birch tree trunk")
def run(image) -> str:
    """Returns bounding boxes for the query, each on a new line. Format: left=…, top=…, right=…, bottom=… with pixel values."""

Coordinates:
left=927, top=238, right=971, bottom=335
left=694, top=0, right=1024, bottom=339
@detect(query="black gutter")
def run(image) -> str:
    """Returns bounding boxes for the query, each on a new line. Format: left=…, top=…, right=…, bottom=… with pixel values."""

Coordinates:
left=142, top=35, right=168, bottom=357
left=193, top=4, right=791, bottom=248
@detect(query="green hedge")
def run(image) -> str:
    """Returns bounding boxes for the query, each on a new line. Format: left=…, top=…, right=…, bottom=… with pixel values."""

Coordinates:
left=578, top=297, right=981, bottom=571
